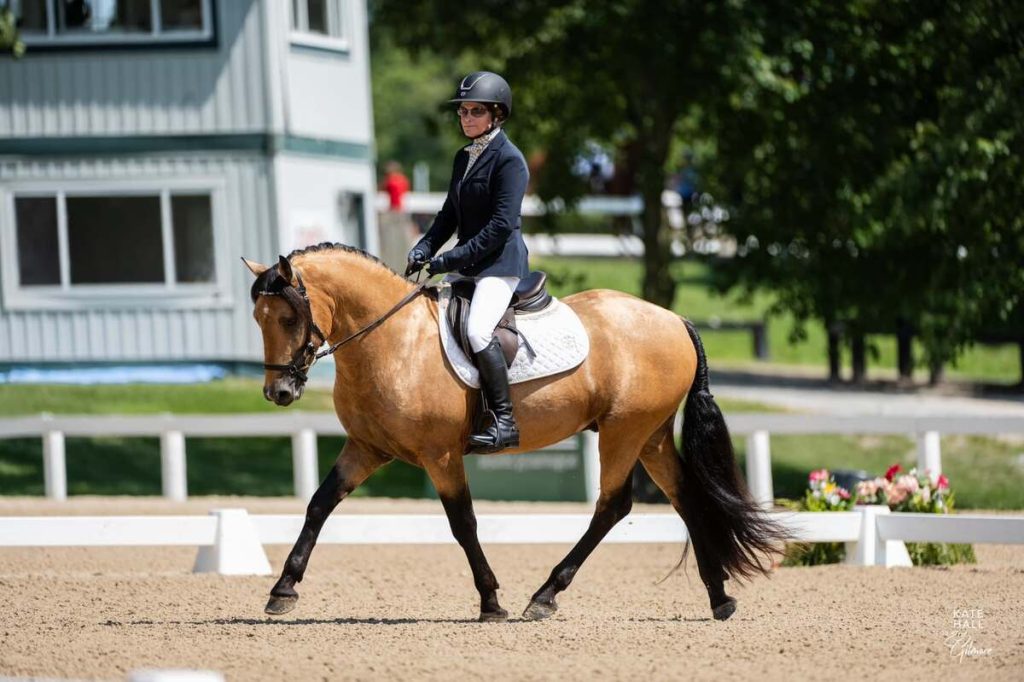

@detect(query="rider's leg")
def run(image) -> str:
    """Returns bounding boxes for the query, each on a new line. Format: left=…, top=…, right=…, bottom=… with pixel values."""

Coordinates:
left=465, top=276, right=520, bottom=454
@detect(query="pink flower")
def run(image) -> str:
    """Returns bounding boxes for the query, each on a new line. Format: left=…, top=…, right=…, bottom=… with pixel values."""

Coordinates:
left=809, top=469, right=829, bottom=483
left=897, top=475, right=919, bottom=494
left=937, top=474, right=949, bottom=490
left=838, top=488, right=850, bottom=500
left=885, top=464, right=902, bottom=482
left=887, top=486, right=908, bottom=506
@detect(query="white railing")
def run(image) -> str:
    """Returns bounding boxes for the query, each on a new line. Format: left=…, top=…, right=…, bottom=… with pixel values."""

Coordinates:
left=0, top=412, right=600, bottom=503
left=726, top=414, right=1024, bottom=507
left=377, top=191, right=646, bottom=217
left=2, top=413, right=1024, bottom=505
left=1, top=506, right=1021, bottom=575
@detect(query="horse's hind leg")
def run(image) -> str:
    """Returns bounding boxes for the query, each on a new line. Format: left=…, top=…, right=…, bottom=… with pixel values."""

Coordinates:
left=425, top=455, right=507, bottom=622
left=265, top=439, right=389, bottom=616
left=638, top=422, right=736, bottom=621
left=522, top=423, right=640, bottom=621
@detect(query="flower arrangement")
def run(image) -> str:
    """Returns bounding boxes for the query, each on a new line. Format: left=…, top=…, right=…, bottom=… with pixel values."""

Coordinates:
left=783, top=468, right=853, bottom=565
left=804, top=468, right=854, bottom=511
left=854, top=464, right=952, bottom=512
left=783, top=464, right=975, bottom=567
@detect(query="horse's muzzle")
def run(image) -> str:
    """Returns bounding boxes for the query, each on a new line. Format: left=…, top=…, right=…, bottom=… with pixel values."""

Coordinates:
left=265, top=379, right=304, bottom=406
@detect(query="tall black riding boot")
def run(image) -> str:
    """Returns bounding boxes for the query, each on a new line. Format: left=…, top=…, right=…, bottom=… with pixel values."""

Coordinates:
left=467, top=337, right=520, bottom=454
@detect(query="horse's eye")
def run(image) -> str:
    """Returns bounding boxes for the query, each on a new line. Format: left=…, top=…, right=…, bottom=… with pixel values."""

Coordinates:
left=282, top=317, right=298, bottom=328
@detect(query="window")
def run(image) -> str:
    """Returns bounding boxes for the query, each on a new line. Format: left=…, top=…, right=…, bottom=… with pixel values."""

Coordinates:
left=290, top=0, right=347, bottom=51
left=337, top=191, right=365, bottom=249
left=3, top=182, right=226, bottom=309
left=5, top=0, right=214, bottom=47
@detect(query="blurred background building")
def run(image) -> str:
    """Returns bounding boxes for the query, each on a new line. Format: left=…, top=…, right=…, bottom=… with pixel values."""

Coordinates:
left=0, top=0, right=376, bottom=364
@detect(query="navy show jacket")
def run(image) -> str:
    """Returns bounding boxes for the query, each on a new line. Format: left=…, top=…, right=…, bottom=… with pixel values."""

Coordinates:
left=415, top=130, right=530, bottom=279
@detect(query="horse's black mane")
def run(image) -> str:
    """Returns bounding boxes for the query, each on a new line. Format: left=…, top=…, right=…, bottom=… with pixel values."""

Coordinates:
left=250, top=242, right=400, bottom=303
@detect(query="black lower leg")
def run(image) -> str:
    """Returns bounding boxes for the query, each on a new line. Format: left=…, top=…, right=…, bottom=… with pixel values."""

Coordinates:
left=674, top=502, right=733, bottom=617
left=440, top=489, right=505, bottom=620
left=271, top=466, right=347, bottom=599
left=528, top=481, right=633, bottom=612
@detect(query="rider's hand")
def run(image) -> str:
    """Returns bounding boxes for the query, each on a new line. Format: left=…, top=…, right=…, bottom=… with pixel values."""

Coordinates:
left=405, top=248, right=428, bottom=277
left=426, top=256, right=448, bottom=277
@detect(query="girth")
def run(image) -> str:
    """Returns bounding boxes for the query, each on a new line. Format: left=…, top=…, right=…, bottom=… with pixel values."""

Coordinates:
left=444, top=271, right=552, bottom=366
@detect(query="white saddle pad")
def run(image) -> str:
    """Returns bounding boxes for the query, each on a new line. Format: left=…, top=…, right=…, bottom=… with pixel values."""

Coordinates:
left=436, top=284, right=590, bottom=388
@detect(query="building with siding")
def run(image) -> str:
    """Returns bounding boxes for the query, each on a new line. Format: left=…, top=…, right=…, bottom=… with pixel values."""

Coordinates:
left=0, top=0, right=377, bottom=364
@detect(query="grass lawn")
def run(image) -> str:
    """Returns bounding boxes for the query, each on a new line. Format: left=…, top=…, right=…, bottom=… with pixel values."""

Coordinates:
left=535, top=256, right=1023, bottom=385
left=1, top=381, right=1021, bottom=508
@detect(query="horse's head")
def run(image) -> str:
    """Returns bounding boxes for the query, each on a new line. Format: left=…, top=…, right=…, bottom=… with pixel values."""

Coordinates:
left=243, top=255, right=327, bottom=406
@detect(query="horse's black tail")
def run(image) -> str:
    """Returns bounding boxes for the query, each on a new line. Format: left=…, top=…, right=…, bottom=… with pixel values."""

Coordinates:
left=678, top=319, right=789, bottom=580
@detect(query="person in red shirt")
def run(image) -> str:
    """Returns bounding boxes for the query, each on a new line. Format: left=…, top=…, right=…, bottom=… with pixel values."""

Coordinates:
left=382, top=161, right=410, bottom=211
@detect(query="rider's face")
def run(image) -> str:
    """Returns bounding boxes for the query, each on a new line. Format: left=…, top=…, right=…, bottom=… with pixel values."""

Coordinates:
left=458, top=102, right=494, bottom=138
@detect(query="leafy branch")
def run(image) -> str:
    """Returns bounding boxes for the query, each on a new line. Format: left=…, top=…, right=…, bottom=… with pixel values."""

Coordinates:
left=0, top=6, right=26, bottom=59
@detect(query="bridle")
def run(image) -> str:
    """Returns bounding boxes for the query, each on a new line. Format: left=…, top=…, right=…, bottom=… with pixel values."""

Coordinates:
left=254, top=268, right=429, bottom=385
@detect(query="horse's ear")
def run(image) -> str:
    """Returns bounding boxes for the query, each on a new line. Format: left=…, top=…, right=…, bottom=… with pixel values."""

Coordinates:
left=277, top=255, right=295, bottom=284
left=241, top=257, right=268, bottom=277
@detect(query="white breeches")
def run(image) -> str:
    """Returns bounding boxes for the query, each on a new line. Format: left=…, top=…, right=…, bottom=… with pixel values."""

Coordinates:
left=466, top=276, right=520, bottom=353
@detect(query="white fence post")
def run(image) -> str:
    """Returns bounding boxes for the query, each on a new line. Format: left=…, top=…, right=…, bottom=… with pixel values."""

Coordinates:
left=844, top=505, right=913, bottom=567
left=291, top=428, right=318, bottom=501
left=916, top=431, right=942, bottom=483
left=42, top=431, right=67, bottom=501
left=581, top=431, right=601, bottom=504
left=745, top=430, right=773, bottom=508
left=192, top=509, right=272, bottom=576
left=160, top=430, right=187, bottom=502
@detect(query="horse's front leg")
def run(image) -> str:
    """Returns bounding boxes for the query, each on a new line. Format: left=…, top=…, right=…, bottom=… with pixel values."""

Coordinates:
left=265, top=439, right=388, bottom=615
left=426, top=455, right=507, bottom=622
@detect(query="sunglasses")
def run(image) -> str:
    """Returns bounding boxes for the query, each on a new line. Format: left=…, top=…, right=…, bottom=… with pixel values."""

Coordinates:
left=457, top=106, right=490, bottom=119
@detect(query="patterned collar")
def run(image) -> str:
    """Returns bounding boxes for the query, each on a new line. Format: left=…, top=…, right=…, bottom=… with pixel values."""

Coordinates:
left=463, top=127, right=503, bottom=179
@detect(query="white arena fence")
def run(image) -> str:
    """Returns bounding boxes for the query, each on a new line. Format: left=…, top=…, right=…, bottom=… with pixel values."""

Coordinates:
left=2, top=412, right=1024, bottom=507
left=1, top=507, right=1022, bottom=574
left=3, top=413, right=1023, bottom=573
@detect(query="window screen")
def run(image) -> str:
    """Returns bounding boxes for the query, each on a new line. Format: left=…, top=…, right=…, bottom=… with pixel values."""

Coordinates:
left=15, top=196, right=61, bottom=286
left=66, top=195, right=165, bottom=284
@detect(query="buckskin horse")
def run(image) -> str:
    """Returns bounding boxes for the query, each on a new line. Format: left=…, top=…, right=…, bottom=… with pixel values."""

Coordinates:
left=243, top=243, right=787, bottom=622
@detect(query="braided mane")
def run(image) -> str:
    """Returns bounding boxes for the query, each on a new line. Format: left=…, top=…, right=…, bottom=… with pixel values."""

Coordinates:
left=250, top=242, right=404, bottom=302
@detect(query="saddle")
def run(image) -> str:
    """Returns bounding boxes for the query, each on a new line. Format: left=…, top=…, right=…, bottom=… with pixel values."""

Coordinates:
left=444, top=271, right=553, bottom=367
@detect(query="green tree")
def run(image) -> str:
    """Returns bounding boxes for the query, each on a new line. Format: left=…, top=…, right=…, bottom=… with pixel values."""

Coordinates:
left=705, top=0, right=1024, bottom=375
left=372, top=0, right=747, bottom=309
left=370, top=28, right=472, bottom=190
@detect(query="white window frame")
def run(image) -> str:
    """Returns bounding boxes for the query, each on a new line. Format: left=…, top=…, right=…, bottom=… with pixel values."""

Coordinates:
left=0, top=178, right=232, bottom=311
left=13, top=0, right=215, bottom=48
left=289, top=0, right=349, bottom=53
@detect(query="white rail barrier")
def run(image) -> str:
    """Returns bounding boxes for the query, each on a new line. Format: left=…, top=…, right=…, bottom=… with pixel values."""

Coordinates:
left=0, top=412, right=600, bottom=504
left=1, top=507, right=1021, bottom=575
left=3, top=413, right=1022, bottom=507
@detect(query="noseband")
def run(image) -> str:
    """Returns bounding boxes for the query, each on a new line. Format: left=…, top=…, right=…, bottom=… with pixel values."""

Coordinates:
left=254, top=268, right=429, bottom=386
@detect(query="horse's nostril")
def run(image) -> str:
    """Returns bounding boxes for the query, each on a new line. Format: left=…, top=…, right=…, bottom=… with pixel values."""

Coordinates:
left=263, top=386, right=273, bottom=401
left=276, top=389, right=292, bottom=403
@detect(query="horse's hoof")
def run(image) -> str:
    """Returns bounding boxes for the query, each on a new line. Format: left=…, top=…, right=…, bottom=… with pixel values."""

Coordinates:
left=712, top=597, right=737, bottom=621
left=479, top=608, right=509, bottom=623
left=522, top=599, right=557, bottom=621
left=264, top=594, right=298, bottom=616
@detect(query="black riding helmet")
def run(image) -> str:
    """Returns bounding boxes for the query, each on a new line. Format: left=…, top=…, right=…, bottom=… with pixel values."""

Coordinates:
left=449, top=71, right=512, bottom=121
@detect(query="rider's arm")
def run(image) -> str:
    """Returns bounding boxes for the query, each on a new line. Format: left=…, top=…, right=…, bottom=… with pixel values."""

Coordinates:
left=437, top=153, right=528, bottom=272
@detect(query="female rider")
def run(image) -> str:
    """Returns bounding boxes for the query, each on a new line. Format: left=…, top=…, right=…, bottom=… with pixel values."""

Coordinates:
left=407, top=71, right=530, bottom=454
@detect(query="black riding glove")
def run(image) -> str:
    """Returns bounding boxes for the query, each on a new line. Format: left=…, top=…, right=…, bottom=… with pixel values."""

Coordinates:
left=427, top=255, right=448, bottom=277
left=405, top=248, right=428, bottom=277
